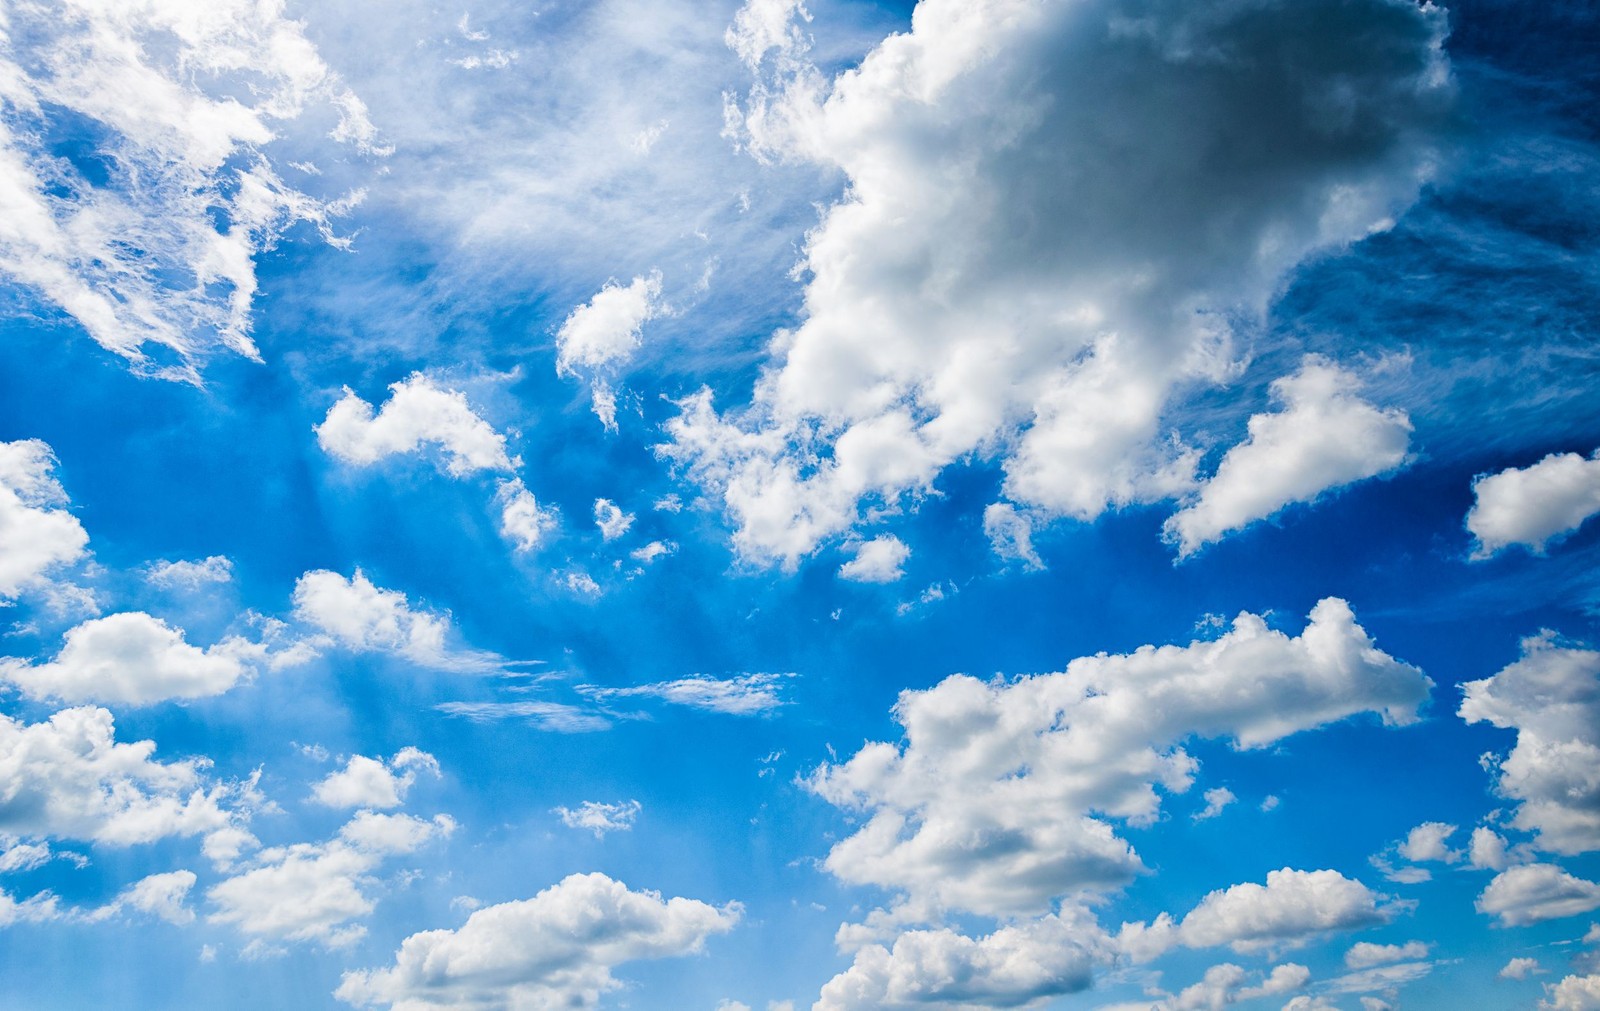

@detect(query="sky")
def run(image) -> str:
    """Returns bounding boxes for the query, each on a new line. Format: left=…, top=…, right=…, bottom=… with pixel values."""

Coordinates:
left=0, top=0, right=1598, bottom=1008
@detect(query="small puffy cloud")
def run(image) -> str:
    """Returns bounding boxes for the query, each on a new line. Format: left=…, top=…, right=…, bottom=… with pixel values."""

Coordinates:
left=208, top=811, right=454, bottom=948
left=1502, top=957, right=1543, bottom=980
left=1478, top=865, right=1600, bottom=927
left=593, top=499, right=634, bottom=541
left=0, top=889, right=63, bottom=928
left=1346, top=941, right=1430, bottom=969
left=814, top=911, right=1107, bottom=1011
left=0, top=440, right=89, bottom=599
left=0, top=612, right=252, bottom=706
left=0, top=705, right=234, bottom=846
left=565, top=571, right=603, bottom=597
left=1458, top=634, right=1600, bottom=855
left=0, top=838, right=56, bottom=874
left=292, top=569, right=500, bottom=671
left=1398, top=822, right=1461, bottom=864
left=555, top=272, right=663, bottom=375
left=983, top=503, right=1042, bottom=571
left=810, top=599, right=1428, bottom=917
left=1143, top=961, right=1310, bottom=1011
left=1165, top=360, right=1411, bottom=557
left=554, top=800, right=641, bottom=838
left=316, top=374, right=517, bottom=477
left=581, top=673, right=791, bottom=716
left=145, top=556, right=234, bottom=589
left=90, top=870, right=198, bottom=926
left=1468, top=450, right=1600, bottom=558
left=1162, top=868, right=1392, bottom=956
left=311, top=749, right=441, bottom=810
left=1543, top=973, right=1600, bottom=1011
left=1471, top=826, right=1511, bottom=871
left=335, top=872, right=739, bottom=1009
left=1193, top=787, right=1236, bottom=822
left=630, top=541, right=676, bottom=565
left=837, top=535, right=909, bottom=584
left=497, top=479, right=557, bottom=553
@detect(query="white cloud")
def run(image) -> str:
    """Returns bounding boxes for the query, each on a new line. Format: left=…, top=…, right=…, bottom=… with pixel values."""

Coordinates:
left=1502, top=957, right=1543, bottom=980
left=554, top=800, right=641, bottom=838
left=316, top=374, right=517, bottom=477
left=311, top=748, right=440, bottom=810
left=0, top=0, right=375, bottom=377
left=208, top=811, right=454, bottom=948
left=0, top=888, right=62, bottom=928
left=0, top=838, right=55, bottom=874
left=982, top=503, right=1042, bottom=571
left=145, top=556, right=234, bottom=589
left=1346, top=941, right=1430, bottom=970
left=668, top=0, right=1449, bottom=566
left=631, top=540, right=677, bottom=565
left=581, top=672, right=791, bottom=715
left=496, top=478, right=558, bottom=553
left=593, top=499, right=635, bottom=541
left=1398, top=822, right=1462, bottom=864
left=90, top=870, right=198, bottom=925
left=334, top=872, right=740, bottom=1009
left=0, top=439, right=89, bottom=599
left=1470, top=827, right=1511, bottom=871
left=838, top=535, right=909, bottom=584
left=1133, top=961, right=1310, bottom=1011
left=1193, top=787, right=1236, bottom=822
left=566, top=571, right=603, bottom=597
left=0, top=705, right=235, bottom=846
left=291, top=569, right=501, bottom=671
left=1478, top=865, right=1600, bottom=927
left=1138, top=868, right=1392, bottom=957
left=1164, top=359, right=1411, bottom=557
left=1459, top=633, right=1600, bottom=855
left=1543, top=973, right=1600, bottom=1011
left=1468, top=450, right=1600, bottom=557
left=434, top=701, right=612, bottom=734
left=556, top=273, right=663, bottom=432
left=0, top=611, right=253, bottom=705
left=808, top=598, right=1429, bottom=917
left=815, top=910, right=1107, bottom=1011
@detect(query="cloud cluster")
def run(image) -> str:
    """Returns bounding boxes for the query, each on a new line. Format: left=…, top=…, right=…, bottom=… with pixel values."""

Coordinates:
left=1468, top=450, right=1600, bottom=557
left=0, top=439, right=89, bottom=599
left=311, top=749, right=441, bottom=810
left=317, top=374, right=518, bottom=477
left=1476, top=864, right=1600, bottom=927
left=292, top=569, right=502, bottom=671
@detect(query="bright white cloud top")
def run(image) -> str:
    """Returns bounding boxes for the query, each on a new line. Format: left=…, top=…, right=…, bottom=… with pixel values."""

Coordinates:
left=0, top=439, right=89, bottom=599
left=1467, top=450, right=1600, bottom=558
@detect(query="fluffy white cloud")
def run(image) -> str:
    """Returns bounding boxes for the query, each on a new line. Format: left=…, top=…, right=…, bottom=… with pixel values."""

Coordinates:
left=311, top=749, right=440, bottom=810
left=1543, top=973, right=1600, bottom=1011
left=1468, top=450, right=1600, bottom=557
left=1164, top=360, right=1411, bottom=557
left=89, top=870, right=198, bottom=925
left=580, top=672, right=791, bottom=715
left=1502, top=957, right=1543, bottom=980
left=292, top=569, right=501, bottom=672
left=0, top=888, right=62, bottom=928
left=497, top=478, right=558, bottom=553
left=145, top=556, right=234, bottom=589
left=0, top=0, right=375, bottom=376
left=0, top=439, right=89, bottom=599
left=554, top=800, right=641, bottom=838
left=334, top=872, right=740, bottom=1009
left=809, top=598, right=1429, bottom=917
left=838, top=535, right=909, bottom=584
left=1346, top=941, right=1430, bottom=970
left=982, top=503, right=1042, bottom=571
left=815, top=910, right=1107, bottom=1011
left=668, top=0, right=1449, bottom=566
left=0, top=705, right=235, bottom=846
left=556, top=272, right=663, bottom=431
left=316, top=374, right=517, bottom=476
left=1193, top=787, right=1236, bottom=822
left=1131, top=962, right=1310, bottom=1011
left=593, top=498, right=634, bottom=541
left=0, top=611, right=253, bottom=705
left=1477, top=865, right=1600, bottom=927
left=1459, top=634, right=1600, bottom=854
left=1132, top=869, right=1391, bottom=957
left=1398, top=822, right=1462, bottom=864
left=208, top=811, right=454, bottom=948
left=1470, top=826, right=1512, bottom=871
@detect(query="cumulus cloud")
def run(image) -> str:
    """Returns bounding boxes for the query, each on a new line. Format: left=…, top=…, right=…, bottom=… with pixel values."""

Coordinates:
left=145, top=556, right=234, bottom=589
left=0, top=611, right=254, bottom=705
left=593, top=499, right=634, bottom=541
left=316, top=374, right=518, bottom=477
left=291, top=569, right=502, bottom=671
left=1468, top=450, right=1600, bottom=557
left=580, top=672, right=791, bottom=715
left=311, top=749, right=441, bottom=810
left=1478, top=865, right=1600, bottom=927
left=89, top=870, right=198, bottom=925
left=1458, top=633, right=1600, bottom=854
left=668, top=0, right=1449, bottom=566
left=1502, top=957, right=1543, bottom=980
left=1346, top=941, right=1430, bottom=970
left=0, top=0, right=375, bottom=376
left=334, top=872, right=740, bottom=1009
left=497, top=478, right=558, bottom=553
left=1125, top=961, right=1311, bottom=1011
left=838, top=535, right=909, bottom=584
left=208, top=811, right=454, bottom=948
left=0, top=439, right=89, bottom=599
left=554, top=800, right=641, bottom=838
left=808, top=598, right=1429, bottom=917
left=1398, top=822, right=1462, bottom=864
left=555, top=272, right=663, bottom=431
left=1543, top=973, right=1600, bottom=1011
left=982, top=503, right=1043, bottom=571
left=1164, top=359, right=1411, bottom=557
left=815, top=910, right=1107, bottom=1011
left=1193, top=787, right=1236, bottom=822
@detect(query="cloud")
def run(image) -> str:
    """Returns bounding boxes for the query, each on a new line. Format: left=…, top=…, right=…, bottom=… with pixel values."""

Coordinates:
left=1502, top=957, right=1543, bottom=980
left=1164, top=359, right=1411, bottom=557
left=1478, top=864, right=1600, bottom=927
left=316, top=374, right=518, bottom=477
left=0, top=0, right=374, bottom=376
left=808, top=598, right=1429, bottom=917
left=581, top=672, right=791, bottom=715
left=0, top=611, right=253, bottom=705
left=982, top=503, right=1042, bottom=571
left=1468, top=450, right=1600, bottom=557
left=1542, top=973, right=1600, bottom=1011
left=1131, top=961, right=1310, bottom=1011
left=145, top=556, right=234, bottom=589
left=1141, top=868, right=1392, bottom=957
left=291, top=569, right=502, bottom=671
left=838, top=535, right=909, bottom=584
left=668, top=0, right=1449, bottom=566
left=1458, top=632, right=1600, bottom=855
left=311, top=748, right=441, bottom=810
left=1346, top=941, right=1430, bottom=970
left=1193, top=787, right=1236, bottom=822
left=593, top=499, right=634, bottom=541
left=556, top=272, right=663, bottom=431
left=1398, top=822, right=1462, bottom=864
left=334, top=872, right=740, bottom=1009
left=554, top=800, right=641, bottom=838
left=0, top=439, right=89, bottom=599
left=433, top=701, right=612, bottom=734
left=89, top=870, right=198, bottom=926
left=1470, top=826, right=1512, bottom=871
left=208, top=811, right=454, bottom=948
left=0, top=705, right=235, bottom=846
left=815, top=910, right=1107, bottom=1011
left=496, top=479, right=558, bottom=553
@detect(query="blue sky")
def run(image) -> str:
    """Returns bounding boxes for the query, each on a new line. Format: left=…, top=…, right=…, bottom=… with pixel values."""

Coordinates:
left=0, top=0, right=1598, bottom=1008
